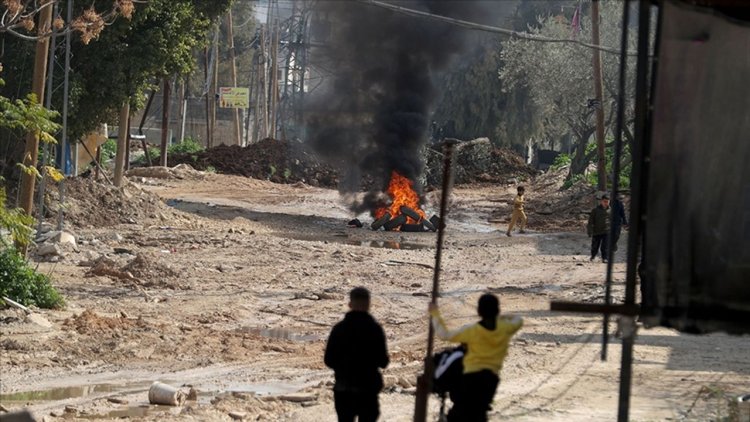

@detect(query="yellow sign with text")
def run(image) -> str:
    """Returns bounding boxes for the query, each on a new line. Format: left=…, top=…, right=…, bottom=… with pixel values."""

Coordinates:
left=219, top=87, right=249, bottom=108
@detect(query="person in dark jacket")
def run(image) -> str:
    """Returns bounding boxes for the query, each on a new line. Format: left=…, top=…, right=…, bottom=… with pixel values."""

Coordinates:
left=324, top=287, right=389, bottom=422
left=587, top=194, right=611, bottom=262
left=611, top=193, right=629, bottom=252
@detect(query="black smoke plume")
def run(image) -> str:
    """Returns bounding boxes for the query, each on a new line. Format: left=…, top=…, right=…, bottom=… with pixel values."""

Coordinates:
left=305, top=0, right=502, bottom=215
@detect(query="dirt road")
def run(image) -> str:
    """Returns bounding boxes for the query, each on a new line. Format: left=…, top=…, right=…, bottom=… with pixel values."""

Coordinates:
left=1, top=173, right=747, bottom=421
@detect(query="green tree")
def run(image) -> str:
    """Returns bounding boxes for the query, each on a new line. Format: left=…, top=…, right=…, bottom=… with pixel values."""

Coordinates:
left=0, top=0, right=232, bottom=173
left=500, top=1, right=637, bottom=181
left=430, top=1, right=570, bottom=153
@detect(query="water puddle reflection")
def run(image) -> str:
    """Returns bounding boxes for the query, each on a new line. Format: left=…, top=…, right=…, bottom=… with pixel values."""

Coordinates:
left=281, top=234, right=433, bottom=250
left=244, top=327, right=321, bottom=342
left=0, top=383, right=148, bottom=403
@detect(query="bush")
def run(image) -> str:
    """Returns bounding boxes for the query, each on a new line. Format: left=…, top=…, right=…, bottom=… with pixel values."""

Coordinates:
left=100, top=139, right=117, bottom=162
left=1, top=185, right=34, bottom=248
left=168, top=138, right=204, bottom=155
left=550, top=153, right=571, bottom=170
left=0, top=247, right=65, bottom=309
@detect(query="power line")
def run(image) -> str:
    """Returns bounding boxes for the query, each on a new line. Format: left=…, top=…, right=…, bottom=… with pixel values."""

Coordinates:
left=355, top=0, right=637, bottom=56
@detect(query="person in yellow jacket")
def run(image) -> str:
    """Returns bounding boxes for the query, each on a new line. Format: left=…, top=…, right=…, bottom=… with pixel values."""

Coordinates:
left=506, top=186, right=527, bottom=237
left=429, top=294, right=523, bottom=422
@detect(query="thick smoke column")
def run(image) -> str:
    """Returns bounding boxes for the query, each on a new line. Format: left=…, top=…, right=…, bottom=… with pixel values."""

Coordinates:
left=305, top=0, right=496, bottom=214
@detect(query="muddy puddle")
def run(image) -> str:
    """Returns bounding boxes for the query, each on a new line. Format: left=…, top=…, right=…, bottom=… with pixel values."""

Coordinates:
left=0, top=382, right=151, bottom=403
left=281, top=233, right=434, bottom=250
left=246, top=327, right=321, bottom=342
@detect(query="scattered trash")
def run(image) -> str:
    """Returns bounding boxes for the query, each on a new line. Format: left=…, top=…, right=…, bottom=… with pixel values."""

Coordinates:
left=148, top=382, right=186, bottom=406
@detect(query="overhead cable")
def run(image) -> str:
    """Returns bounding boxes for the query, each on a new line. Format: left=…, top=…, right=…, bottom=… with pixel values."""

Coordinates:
left=356, top=0, right=637, bottom=56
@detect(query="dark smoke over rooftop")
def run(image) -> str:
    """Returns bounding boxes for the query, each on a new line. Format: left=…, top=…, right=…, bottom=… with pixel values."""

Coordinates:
left=305, top=1, right=508, bottom=214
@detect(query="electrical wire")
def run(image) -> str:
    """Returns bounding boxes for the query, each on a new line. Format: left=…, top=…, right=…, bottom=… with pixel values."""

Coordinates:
left=355, top=0, right=637, bottom=56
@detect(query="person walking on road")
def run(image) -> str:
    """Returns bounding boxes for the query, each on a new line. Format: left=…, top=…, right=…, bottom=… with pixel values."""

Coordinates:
left=429, top=294, right=523, bottom=422
left=325, top=287, right=389, bottom=422
left=506, top=186, right=527, bottom=237
left=588, top=193, right=612, bottom=262
left=611, top=193, right=628, bottom=253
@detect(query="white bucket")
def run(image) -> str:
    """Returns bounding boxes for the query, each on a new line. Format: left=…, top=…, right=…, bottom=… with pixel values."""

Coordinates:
left=148, top=381, right=186, bottom=406
left=738, top=394, right=750, bottom=422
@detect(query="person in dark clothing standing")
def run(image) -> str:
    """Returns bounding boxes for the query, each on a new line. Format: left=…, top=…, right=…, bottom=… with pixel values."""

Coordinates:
left=324, top=287, right=389, bottom=422
left=611, top=193, right=629, bottom=252
left=588, top=194, right=611, bottom=262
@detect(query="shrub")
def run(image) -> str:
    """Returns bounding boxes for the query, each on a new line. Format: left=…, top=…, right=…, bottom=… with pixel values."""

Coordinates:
left=0, top=185, right=34, bottom=248
left=100, top=139, right=117, bottom=162
left=550, top=153, right=571, bottom=170
left=0, top=247, right=65, bottom=309
left=168, top=138, right=204, bottom=155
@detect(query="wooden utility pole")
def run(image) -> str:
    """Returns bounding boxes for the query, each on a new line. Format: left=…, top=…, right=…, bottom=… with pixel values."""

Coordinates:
left=18, top=0, right=53, bottom=216
left=160, top=77, right=171, bottom=166
left=226, top=9, right=242, bottom=146
left=113, top=100, right=130, bottom=187
left=591, top=0, right=607, bottom=191
left=246, top=53, right=257, bottom=145
left=258, top=26, right=268, bottom=139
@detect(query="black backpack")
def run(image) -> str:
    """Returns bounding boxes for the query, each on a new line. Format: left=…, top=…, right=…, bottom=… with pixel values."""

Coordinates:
left=431, top=346, right=465, bottom=397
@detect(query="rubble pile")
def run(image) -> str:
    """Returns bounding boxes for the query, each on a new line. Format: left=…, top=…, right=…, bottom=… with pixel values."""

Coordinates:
left=424, top=138, right=538, bottom=187
left=45, top=177, right=189, bottom=228
left=170, top=137, right=537, bottom=190
left=525, top=164, right=599, bottom=230
left=169, top=138, right=339, bottom=188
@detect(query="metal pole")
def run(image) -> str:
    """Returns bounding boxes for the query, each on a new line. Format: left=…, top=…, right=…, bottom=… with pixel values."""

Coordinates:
left=179, top=81, right=188, bottom=143
left=160, top=77, right=171, bottom=166
left=57, top=0, right=72, bottom=230
left=617, top=1, right=654, bottom=421
left=413, top=139, right=457, bottom=422
left=602, top=0, right=631, bottom=362
left=139, top=90, right=155, bottom=166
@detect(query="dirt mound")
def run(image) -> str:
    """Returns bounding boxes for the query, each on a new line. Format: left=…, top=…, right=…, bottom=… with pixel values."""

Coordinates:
left=169, top=139, right=339, bottom=188
left=526, top=165, right=598, bottom=230
left=122, top=253, right=178, bottom=280
left=63, top=310, right=136, bottom=334
left=425, top=138, right=537, bottom=187
left=170, top=138, right=537, bottom=190
left=45, top=177, right=190, bottom=228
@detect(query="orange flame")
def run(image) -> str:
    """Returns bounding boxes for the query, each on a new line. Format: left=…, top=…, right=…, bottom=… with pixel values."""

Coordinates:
left=374, top=171, right=426, bottom=224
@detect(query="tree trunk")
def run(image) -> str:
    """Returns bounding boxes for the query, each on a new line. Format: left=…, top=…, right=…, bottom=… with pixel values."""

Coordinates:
left=18, top=0, right=54, bottom=217
left=114, top=100, right=130, bottom=187
left=569, top=127, right=596, bottom=178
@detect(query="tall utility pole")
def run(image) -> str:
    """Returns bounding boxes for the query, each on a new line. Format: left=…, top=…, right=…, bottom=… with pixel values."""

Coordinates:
left=18, top=0, right=53, bottom=217
left=226, top=9, right=242, bottom=146
left=591, top=0, right=607, bottom=191
left=160, top=77, right=171, bottom=166
left=276, top=0, right=311, bottom=140
left=258, top=26, right=269, bottom=140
